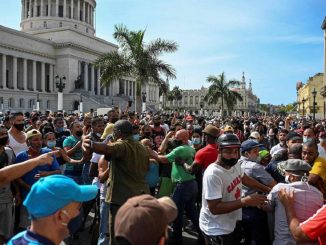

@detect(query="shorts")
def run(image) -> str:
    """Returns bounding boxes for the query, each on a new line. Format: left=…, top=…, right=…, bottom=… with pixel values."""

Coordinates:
left=0, top=203, right=13, bottom=238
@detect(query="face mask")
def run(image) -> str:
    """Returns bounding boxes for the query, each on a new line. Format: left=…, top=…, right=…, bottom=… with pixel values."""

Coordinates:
left=303, top=137, right=312, bottom=143
left=192, top=138, right=201, bottom=145
left=111, top=118, right=119, bottom=124
left=0, top=136, right=8, bottom=146
left=319, top=138, right=326, bottom=143
left=14, top=123, right=24, bottom=131
left=174, top=139, right=183, bottom=147
left=154, top=122, right=161, bottom=127
left=56, top=127, right=64, bottom=133
left=257, top=156, right=261, bottom=163
left=75, top=131, right=83, bottom=137
left=132, top=134, right=140, bottom=141
left=61, top=210, right=82, bottom=235
left=221, top=157, right=238, bottom=167
left=284, top=175, right=290, bottom=183
left=46, top=140, right=56, bottom=148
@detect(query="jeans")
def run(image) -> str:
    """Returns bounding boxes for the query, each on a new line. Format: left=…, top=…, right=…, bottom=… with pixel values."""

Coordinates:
left=82, top=163, right=93, bottom=184
left=98, top=200, right=110, bottom=245
left=171, top=180, right=199, bottom=240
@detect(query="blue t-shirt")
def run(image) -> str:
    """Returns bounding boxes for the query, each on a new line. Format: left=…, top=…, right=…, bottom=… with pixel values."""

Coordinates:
left=145, top=162, right=159, bottom=188
left=7, top=229, right=55, bottom=245
left=15, top=148, right=60, bottom=199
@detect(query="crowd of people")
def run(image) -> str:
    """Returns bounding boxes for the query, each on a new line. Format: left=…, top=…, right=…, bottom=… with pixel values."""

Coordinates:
left=0, top=107, right=325, bottom=245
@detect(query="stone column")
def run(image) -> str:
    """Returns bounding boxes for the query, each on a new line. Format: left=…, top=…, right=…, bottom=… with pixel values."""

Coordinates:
left=41, top=62, right=45, bottom=92
left=83, top=0, right=86, bottom=22
left=97, top=68, right=101, bottom=95
left=23, top=59, right=27, bottom=90
left=49, top=64, right=53, bottom=92
left=48, top=0, right=51, bottom=16
left=56, top=0, right=59, bottom=16
left=88, top=3, right=91, bottom=23
left=131, top=81, right=134, bottom=98
left=40, top=0, right=44, bottom=16
left=77, top=0, right=80, bottom=20
left=70, top=0, right=74, bottom=19
left=2, top=54, right=6, bottom=89
left=84, top=63, right=88, bottom=91
left=22, top=0, right=26, bottom=19
left=32, top=60, right=37, bottom=91
left=90, top=65, right=95, bottom=95
left=63, top=0, right=66, bottom=17
left=34, top=0, right=37, bottom=17
left=29, top=0, right=32, bottom=18
left=13, top=56, right=17, bottom=90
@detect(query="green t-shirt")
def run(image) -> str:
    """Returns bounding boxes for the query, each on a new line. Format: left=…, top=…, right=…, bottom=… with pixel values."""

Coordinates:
left=63, top=135, right=83, bottom=174
left=166, top=145, right=196, bottom=183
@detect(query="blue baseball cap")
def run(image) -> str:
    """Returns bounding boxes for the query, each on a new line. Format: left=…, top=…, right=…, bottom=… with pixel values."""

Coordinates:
left=24, top=175, right=98, bottom=219
left=240, top=140, right=262, bottom=153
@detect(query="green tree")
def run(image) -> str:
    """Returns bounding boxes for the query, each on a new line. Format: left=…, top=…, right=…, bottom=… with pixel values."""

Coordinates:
left=204, top=72, right=243, bottom=116
left=95, top=24, right=178, bottom=111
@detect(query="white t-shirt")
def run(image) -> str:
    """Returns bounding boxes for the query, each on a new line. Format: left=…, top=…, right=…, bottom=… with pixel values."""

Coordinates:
left=8, top=133, right=28, bottom=156
left=199, top=162, right=243, bottom=236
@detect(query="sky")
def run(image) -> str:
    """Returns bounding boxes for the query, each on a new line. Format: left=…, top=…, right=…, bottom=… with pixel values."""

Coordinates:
left=0, top=0, right=325, bottom=105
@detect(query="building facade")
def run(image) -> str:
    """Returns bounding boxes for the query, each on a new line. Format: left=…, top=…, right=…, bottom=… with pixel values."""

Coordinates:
left=320, top=17, right=326, bottom=113
left=165, top=73, right=259, bottom=116
left=297, top=73, right=324, bottom=119
left=0, top=0, right=160, bottom=113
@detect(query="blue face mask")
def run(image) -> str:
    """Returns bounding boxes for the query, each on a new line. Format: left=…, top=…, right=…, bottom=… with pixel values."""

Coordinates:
left=57, top=127, right=64, bottom=133
left=46, top=140, right=56, bottom=148
left=132, top=134, right=140, bottom=141
left=303, top=137, right=313, bottom=143
left=192, top=138, right=201, bottom=145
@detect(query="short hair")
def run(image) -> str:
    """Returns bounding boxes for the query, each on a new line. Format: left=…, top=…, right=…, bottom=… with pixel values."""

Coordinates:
left=69, top=121, right=80, bottom=129
left=288, top=143, right=302, bottom=159
left=91, top=117, right=104, bottom=127
left=10, top=112, right=24, bottom=121
left=279, top=129, right=289, bottom=134
left=271, top=149, right=288, bottom=162
left=115, top=120, right=133, bottom=137
left=302, top=140, right=318, bottom=151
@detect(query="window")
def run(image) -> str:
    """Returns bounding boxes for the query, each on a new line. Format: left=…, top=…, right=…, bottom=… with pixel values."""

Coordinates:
left=37, top=6, right=40, bottom=16
left=190, top=96, right=193, bottom=105
left=29, top=99, right=34, bottom=109
left=8, top=98, right=14, bottom=108
left=59, top=6, right=63, bottom=17
left=86, top=28, right=88, bottom=33
left=184, top=96, right=188, bottom=105
left=43, top=21, right=47, bottom=28
left=59, top=22, right=62, bottom=27
left=74, top=24, right=77, bottom=29
left=19, top=98, right=24, bottom=108
left=47, top=100, right=50, bottom=109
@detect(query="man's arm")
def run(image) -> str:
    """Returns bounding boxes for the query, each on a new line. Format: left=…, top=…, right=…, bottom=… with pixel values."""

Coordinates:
left=183, top=160, right=201, bottom=174
left=0, top=152, right=57, bottom=188
left=278, top=188, right=311, bottom=242
left=98, top=155, right=109, bottom=183
left=242, top=173, right=271, bottom=193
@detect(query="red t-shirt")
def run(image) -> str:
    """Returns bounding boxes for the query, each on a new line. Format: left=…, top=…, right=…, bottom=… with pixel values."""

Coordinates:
left=300, top=205, right=326, bottom=244
left=194, top=143, right=218, bottom=170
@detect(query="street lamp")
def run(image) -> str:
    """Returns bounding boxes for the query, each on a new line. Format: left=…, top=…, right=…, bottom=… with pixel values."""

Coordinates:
left=79, top=94, right=83, bottom=114
left=142, top=91, right=147, bottom=112
left=200, top=101, right=204, bottom=116
left=36, top=94, right=40, bottom=111
left=55, top=75, right=66, bottom=111
left=302, top=98, right=306, bottom=117
left=312, top=88, right=317, bottom=121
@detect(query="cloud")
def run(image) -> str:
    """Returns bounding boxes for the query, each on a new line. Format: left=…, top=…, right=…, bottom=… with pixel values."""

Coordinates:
left=247, top=35, right=323, bottom=45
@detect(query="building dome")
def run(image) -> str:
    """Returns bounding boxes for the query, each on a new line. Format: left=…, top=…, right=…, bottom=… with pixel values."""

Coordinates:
left=20, top=0, right=96, bottom=36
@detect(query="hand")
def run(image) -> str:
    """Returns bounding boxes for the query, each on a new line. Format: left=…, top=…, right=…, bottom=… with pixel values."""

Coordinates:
left=278, top=188, right=294, bottom=207
left=166, top=131, right=175, bottom=139
left=36, top=151, right=58, bottom=166
left=82, top=134, right=92, bottom=152
left=241, top=193, right=267, bottom=207
left=75, top=140, right=82, bottom=149
left=34, top=171, right=48, bottom=179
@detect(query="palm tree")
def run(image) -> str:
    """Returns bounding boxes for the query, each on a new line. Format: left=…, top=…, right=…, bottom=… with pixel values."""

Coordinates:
left=158, top=79, right=169, bottom=109
left=204, top=72, right=243, bottom=116
left=95, top=24, right=178, bottom=112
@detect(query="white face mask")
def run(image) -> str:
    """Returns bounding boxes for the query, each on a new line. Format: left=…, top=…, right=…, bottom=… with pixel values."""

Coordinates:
left=319, top=138, right=326, bottom=143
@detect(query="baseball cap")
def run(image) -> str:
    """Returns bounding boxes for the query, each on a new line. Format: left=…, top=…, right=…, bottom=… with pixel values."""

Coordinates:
left=24, top=175, right=97, bottom=219
left=26, top=129, right=42, bottom=140
left=285, top=132, right=302, bottom=141
left=259, top=150, right=270, bottom=159
left=203, top=124, right=220, bottom=138
left=277, top=159, right=311, bottom=175
left=115, top=194, right=177, bottom=245
left=241, top=140, right=261, bottom=153
left=249, top=131, right=260, bottom=140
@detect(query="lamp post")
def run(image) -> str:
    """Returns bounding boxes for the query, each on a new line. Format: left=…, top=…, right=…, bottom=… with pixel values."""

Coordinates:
left=55, top=75, right=66, bottom=111
left=302, top=98, right=306, bottom=117
left=142, top=91, right=147, bottom=112
left=79, top=94, right=83, bottom=114
left=36, top=94, right=40, bottom=111
left=200, top=101, right=204, bottom=116
left=312, top=88, right=317, bottom=121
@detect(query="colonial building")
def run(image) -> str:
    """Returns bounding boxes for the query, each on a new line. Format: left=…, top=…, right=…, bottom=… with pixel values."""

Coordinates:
left=0, top=0, right=160, bottom=113
left=166, top=73, right=259, bottom=116
left=297, top=73, right=324, bottom=119
left=320, top=17, right=326, bottom=115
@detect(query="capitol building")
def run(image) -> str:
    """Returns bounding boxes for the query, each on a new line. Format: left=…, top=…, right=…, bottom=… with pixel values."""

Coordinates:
left=0, top=0, right=160, bottom=113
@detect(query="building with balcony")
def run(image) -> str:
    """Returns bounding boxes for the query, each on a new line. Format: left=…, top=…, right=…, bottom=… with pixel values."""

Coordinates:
left=165, top=73, right=259, bottom=116
left=297, top=73, right=324, bottom=119
left=0, top=0, right=160, bottom=113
